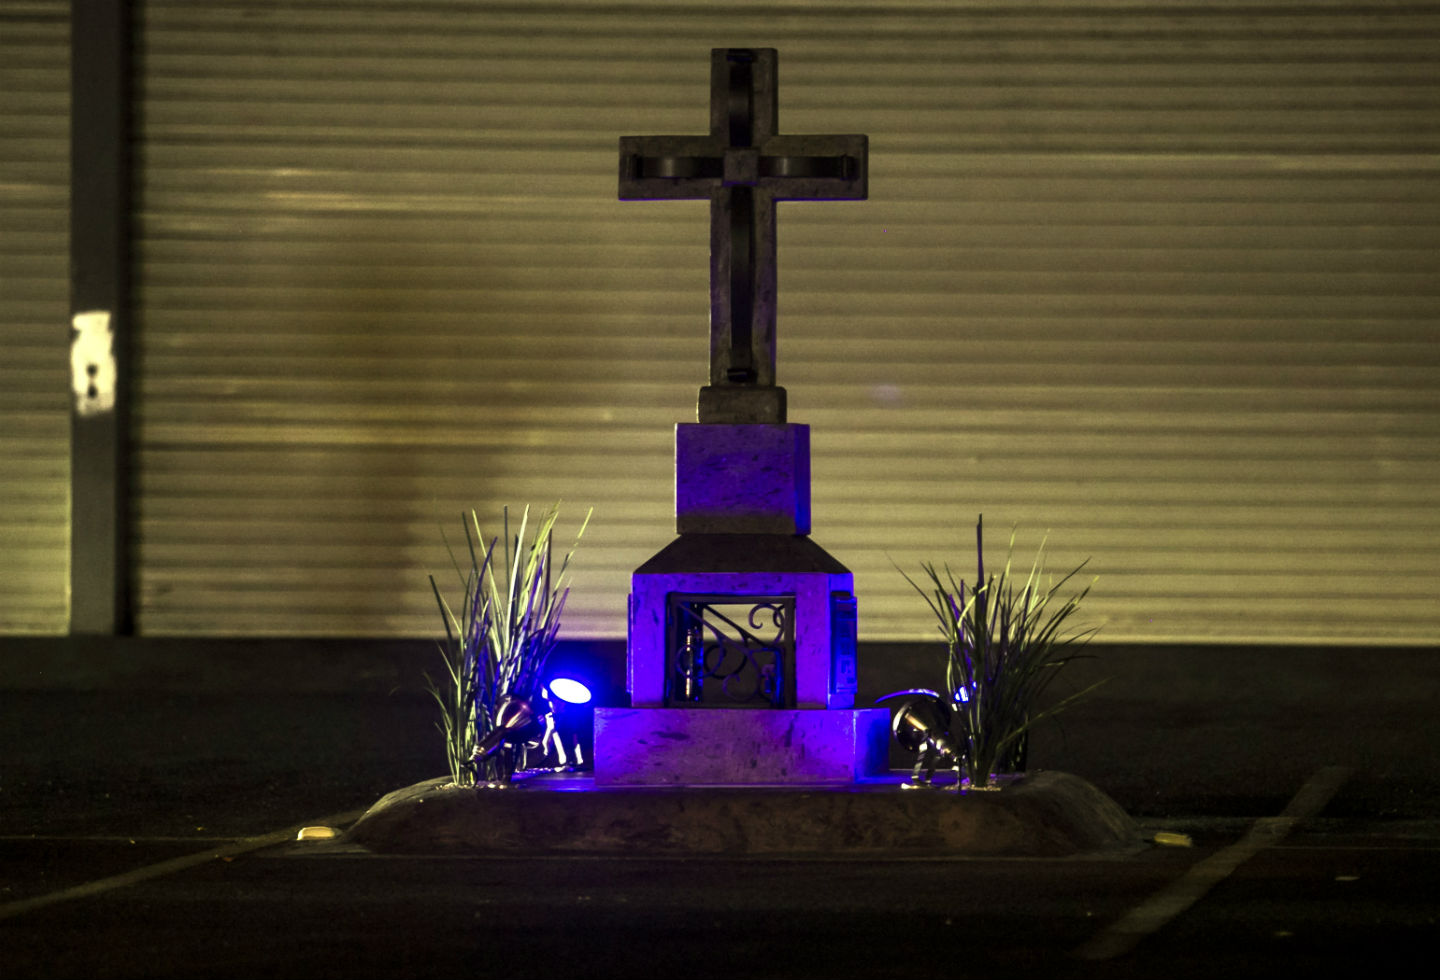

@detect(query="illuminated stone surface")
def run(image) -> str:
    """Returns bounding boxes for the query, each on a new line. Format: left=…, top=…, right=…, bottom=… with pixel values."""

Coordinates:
left=592, top=707, right=888, bottom=785
left=675, top=423, right=810, bottom=534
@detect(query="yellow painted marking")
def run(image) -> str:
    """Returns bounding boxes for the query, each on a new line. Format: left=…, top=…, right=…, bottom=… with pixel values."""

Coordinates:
left=1152, top=831, right=1193, bottom=847
left=297, top=826, right=339, bottom=840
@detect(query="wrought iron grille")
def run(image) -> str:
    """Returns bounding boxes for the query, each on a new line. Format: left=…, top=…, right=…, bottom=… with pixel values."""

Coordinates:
left=665, top=595, right=796, bottom=708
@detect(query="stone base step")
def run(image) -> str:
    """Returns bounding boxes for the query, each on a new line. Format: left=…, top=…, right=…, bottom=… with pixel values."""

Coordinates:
left=593, top=707, right=889, bottom=785
left=345, top=770, right=1139, bottom=857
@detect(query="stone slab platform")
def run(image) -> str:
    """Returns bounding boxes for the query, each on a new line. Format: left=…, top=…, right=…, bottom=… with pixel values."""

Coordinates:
left=345, top=770, right=1139, bottom=857
left=594, top=707, right=889, bottom=785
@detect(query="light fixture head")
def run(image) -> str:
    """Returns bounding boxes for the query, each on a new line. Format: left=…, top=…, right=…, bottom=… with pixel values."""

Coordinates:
left=547, top=676, right=593, bottom=705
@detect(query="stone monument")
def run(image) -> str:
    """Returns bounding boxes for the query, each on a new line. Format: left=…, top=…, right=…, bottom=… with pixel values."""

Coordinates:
left=593, top=48, right=888, bottom=785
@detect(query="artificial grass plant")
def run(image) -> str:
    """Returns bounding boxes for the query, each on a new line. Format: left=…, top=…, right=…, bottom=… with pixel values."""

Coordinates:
left=902, top=515, right=1103, bottom=789
left=428, top=504, right=588, bottom=787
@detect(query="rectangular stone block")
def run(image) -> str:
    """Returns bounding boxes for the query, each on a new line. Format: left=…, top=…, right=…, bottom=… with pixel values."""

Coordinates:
left=628, top=566, right=854, bottom=709
left=675, top=423, right=810, bottom=534
left=593, top=707, right=890, bottom=785
left=696, top=385, right=786, bottom=425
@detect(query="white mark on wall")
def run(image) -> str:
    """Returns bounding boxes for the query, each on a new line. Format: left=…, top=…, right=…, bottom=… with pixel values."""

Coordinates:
left=70, top=310, right=116, bottom=416
left=869, top=383, right=902, bottom=407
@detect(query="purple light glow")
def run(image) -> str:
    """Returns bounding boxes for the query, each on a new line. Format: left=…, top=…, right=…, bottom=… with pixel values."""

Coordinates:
left=548, top=677, right=593, bottom=705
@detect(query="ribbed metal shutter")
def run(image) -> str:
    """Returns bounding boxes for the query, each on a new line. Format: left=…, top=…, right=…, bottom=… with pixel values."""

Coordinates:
left=132, top=1, right=1440, bottom=643
left=0, top=2, right=69, bottom=634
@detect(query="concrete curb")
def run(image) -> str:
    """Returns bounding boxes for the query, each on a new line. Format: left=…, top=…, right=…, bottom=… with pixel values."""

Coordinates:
left=347, top=770, right=1139, bottom=857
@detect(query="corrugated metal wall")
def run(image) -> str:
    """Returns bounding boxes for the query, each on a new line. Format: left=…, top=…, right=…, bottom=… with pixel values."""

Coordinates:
left=129, top=0, right=1440, bottom=642
left=0, top=2, right=70, bottom=634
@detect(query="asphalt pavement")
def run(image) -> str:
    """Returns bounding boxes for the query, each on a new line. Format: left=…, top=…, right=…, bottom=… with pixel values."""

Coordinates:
left=2, top=637, right=1437, bottom=978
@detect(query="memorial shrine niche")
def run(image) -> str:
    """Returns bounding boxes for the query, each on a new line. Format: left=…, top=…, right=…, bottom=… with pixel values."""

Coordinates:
left=593, top=48, right=888, bottom=786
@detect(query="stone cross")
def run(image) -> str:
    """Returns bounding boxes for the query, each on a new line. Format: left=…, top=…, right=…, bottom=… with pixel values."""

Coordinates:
left=619, top=48, right=868, bottom=424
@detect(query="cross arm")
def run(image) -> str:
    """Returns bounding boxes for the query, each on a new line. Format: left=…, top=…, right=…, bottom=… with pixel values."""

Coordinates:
left=619, top=135, right=725, bottom=200
left=758, top=134, right=868, bottom=200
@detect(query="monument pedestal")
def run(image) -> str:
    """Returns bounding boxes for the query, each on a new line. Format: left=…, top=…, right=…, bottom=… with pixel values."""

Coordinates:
left=594, top=707, right=889, bottom=786
left=610, top=423, right=867, bottom=783
left=676, top=423, right=810, bottom=534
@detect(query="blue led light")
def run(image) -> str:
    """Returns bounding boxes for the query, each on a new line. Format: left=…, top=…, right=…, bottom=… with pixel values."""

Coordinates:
left=548, top=677, right=593, bottom=705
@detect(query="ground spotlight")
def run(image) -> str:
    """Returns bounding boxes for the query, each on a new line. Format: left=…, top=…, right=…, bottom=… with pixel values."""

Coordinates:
left=875, top=688, right=960, bottom=788
left=539, top=674, right=594, bottom=770
left=548, top=676, right=593, bottom=705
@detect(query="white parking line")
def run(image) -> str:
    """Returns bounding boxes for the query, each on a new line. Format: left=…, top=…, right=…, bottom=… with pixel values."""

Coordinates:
left=1072, top=765, right=1353, bottom=961
left=0, top=808, right=365, bottom=922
